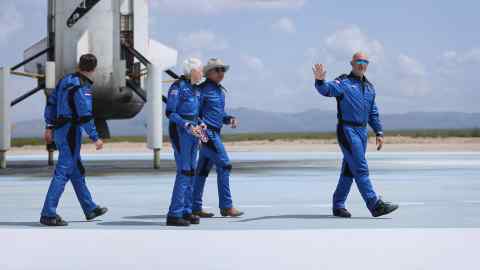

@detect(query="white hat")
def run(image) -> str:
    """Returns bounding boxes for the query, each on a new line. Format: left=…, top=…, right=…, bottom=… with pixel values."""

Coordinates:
left=183, top=58, right=203, bottom=76
left=203, top=58, right=230, bottom=76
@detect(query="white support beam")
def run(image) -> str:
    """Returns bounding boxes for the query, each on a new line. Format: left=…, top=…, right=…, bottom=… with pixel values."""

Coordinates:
left=146, top=64, right=163, bottom=169
left=0, top=67, right=11, bottom=169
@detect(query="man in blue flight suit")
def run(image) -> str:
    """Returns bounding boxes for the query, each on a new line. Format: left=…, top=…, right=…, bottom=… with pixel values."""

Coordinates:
left=41, top=54, right=108, bottom=226
left=313, top=52, right=399, bottom=218
left=165, top=58, right=205, bottom=226
left=192, top=58, right=244, bottom=218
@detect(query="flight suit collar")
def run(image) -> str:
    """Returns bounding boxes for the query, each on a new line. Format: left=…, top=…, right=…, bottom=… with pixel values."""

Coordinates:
left=75, top=72, right=94, bottom=85
left=205, top=79, right=226, bottom=92
left=348, top=72, right=370, bottom=84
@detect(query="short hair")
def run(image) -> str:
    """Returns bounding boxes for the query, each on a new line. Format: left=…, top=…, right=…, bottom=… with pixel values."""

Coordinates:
left=78, top=54, right=98, bottom=72
left=183, top=58, right=202, bottom=76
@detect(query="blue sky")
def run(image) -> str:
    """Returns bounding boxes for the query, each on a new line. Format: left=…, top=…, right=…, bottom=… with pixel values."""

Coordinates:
left=1, top=0, right=479, bottom=122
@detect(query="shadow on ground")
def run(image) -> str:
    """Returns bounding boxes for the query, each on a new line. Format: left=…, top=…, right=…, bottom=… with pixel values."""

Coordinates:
left=97, top=221, right=166, bottom=226
left=235, top=214, right=390, bottom=222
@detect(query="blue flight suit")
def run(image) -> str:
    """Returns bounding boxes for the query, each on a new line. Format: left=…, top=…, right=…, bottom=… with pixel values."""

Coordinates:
left=192, top=79, right=234, bottom=211
left=315, top=72, right=384, bottom=212
left=41, top=73, right=100, bottom=218
left=166, top=77, right=201, bottom=218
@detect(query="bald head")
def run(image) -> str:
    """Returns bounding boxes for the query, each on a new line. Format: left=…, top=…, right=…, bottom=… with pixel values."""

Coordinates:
left=351, top=51, right=369, bottom=78
left=352, top=52, right=369, bottom=61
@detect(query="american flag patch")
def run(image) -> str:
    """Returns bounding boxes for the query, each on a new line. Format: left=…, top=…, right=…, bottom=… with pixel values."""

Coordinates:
left=84, top=93, right=92, bottom=96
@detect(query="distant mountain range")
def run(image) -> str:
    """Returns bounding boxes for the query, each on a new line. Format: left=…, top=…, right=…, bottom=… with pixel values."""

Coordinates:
left=11, top=108, right=480, bottom=138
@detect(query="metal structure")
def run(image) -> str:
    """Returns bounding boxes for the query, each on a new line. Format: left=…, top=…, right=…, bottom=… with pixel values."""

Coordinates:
left=0, top=0, right=178, bottom=169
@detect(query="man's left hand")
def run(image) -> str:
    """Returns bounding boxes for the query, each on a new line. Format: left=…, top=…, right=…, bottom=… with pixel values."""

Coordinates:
left=44, top=129, right=53, bottom=144
left=230, top=118, right=239, bottom=129
left=376, top=136, right=385, bottom=151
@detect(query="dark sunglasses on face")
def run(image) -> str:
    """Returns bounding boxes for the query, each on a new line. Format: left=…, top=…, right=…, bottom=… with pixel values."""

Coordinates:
left=355, top=59, right=369, bottom=65
left=214, top=67, right=226, bottom=73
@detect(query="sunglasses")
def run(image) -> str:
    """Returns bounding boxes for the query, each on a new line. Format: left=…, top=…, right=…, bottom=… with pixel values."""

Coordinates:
left=214, top=67, right=226, bottom=73
left=355, top=59, right=369, bottom=65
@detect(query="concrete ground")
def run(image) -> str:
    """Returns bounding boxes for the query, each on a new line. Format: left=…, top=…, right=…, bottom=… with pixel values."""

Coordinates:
left=0, top=151, right=478, bottom=269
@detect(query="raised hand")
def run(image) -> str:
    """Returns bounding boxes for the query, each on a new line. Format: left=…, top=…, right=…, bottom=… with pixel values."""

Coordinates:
left=312, top=64, right=327, bottom=81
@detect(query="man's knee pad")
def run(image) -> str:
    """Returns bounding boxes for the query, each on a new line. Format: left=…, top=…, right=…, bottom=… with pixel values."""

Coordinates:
left=77, top=160, right=86, bottom=176
left=181, top=170, right=195, bottom=177
left=223, top=164, right=232, bottom=172
left=197, top=169, right=210, bottom=177
left=205, top=140, right=218, bottom=153
left=342, top=163, right=353, bottom=177
left=197, top=158, right=211, bottom=177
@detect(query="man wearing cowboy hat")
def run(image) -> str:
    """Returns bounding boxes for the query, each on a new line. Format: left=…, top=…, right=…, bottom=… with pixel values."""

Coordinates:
left=192, top=58, right=244, bottom=218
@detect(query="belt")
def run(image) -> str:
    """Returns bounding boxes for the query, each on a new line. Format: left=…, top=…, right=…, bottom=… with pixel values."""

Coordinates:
left=180, top=115, right=198, bottom=121
left=206, top=125, right=221, bottom=133
left=338, top=119, right=367, bottom=128
left=54, top=117, right=79, bottom=129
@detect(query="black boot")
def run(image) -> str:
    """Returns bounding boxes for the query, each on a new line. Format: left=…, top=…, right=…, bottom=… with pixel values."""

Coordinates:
left=40, top=215, right=68, bottom=226
left=166, top=216, right=190, bottom=227
left=333, top=208, right=352, bottom=218
left=183, top=214, right=200, bottom=225
left=86, top=206, right=108, bottom=221
left=372, top=198, right=399, bottom=217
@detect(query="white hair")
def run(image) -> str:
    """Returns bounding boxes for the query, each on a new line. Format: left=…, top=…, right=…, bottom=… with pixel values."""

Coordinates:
left=183, top=58, right=203, bottom=76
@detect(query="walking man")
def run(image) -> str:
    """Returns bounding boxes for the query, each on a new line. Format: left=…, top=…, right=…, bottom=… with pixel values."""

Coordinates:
left=313, top=52, right=399, bottom=218
left=192, top=58, right=244, bottom=218
left=41, top=53, right=107, bottom=226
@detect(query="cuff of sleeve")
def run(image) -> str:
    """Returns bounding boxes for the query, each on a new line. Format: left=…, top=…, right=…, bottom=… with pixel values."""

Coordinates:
left=376, top=132, right=384, bottom=137
left=46, top=125, right=54, bottom=130
left=315, top=79, right=326, bottom=85
left=90, top=134, right=99, bottom=142
left=223, top=116, right=234, bottom=124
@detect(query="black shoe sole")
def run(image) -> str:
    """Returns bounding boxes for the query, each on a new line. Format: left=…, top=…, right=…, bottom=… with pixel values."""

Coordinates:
left=40, top=222, right=68, bottom=226
left=166, top=217, right=191, bottom=227
left=332, top=209, right=352, bottom=218
left=373, top=205, right=399, bottom=217
left=40, top=218, right=68, bottom=227
left=183, top=216, right=200, bottom=225
left=166, top=222, right=191, bottom=227
left=86, top=208, right=108, bottom=221
left=333, top=214, right=352, bottom=218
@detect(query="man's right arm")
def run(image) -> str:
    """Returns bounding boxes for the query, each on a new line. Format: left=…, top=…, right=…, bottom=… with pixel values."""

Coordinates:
left=44, top=90, right=57, bottom=130
left=43, top=88, right=58, bottom=144
left=315, top=79, right=345, bottom=97
left=312, top=64, right=344, bottom=97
